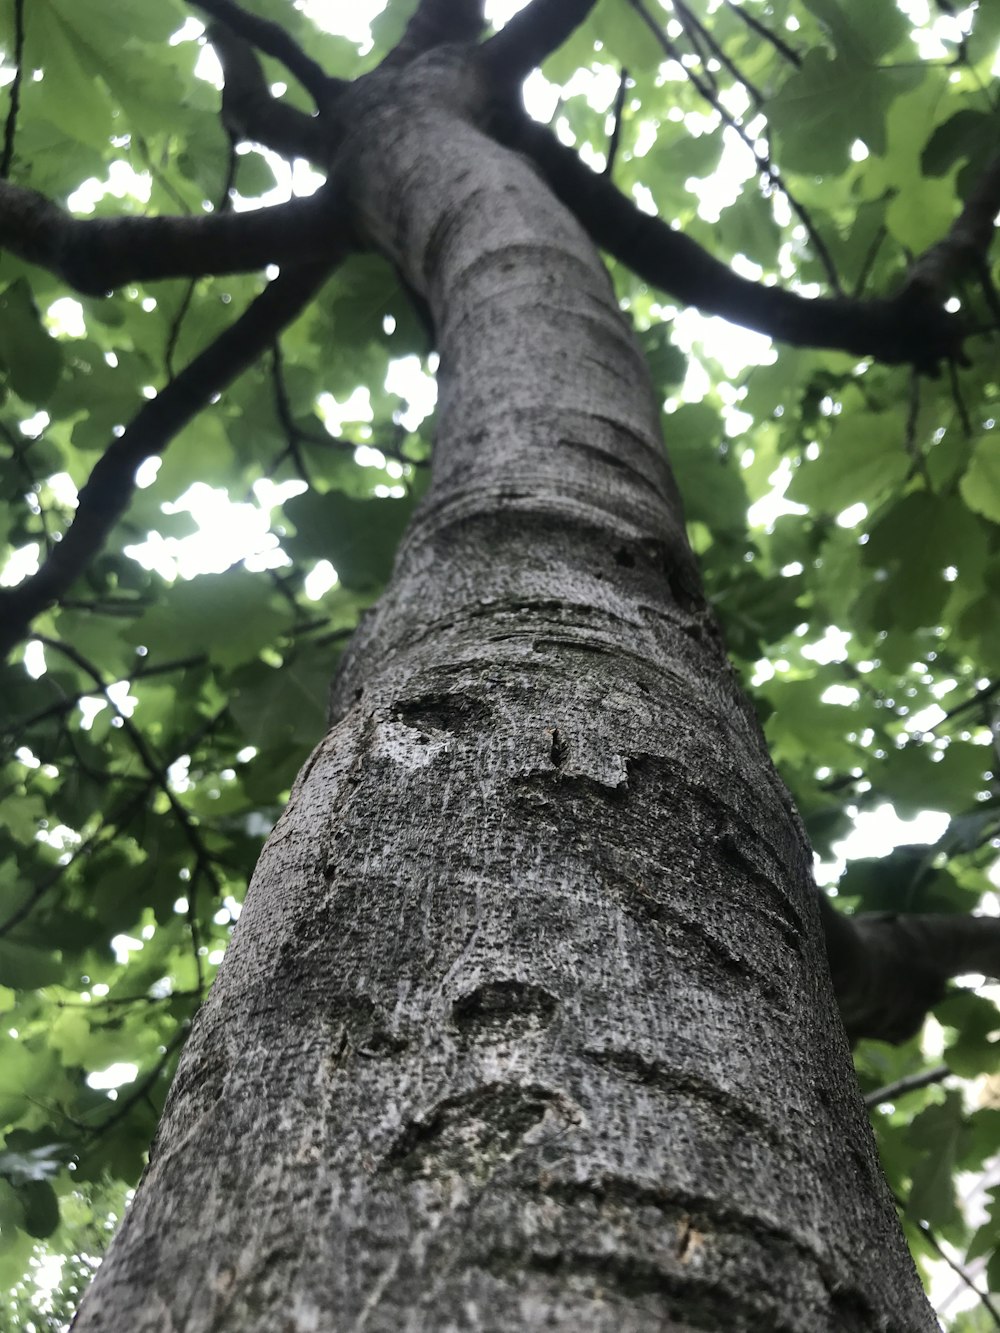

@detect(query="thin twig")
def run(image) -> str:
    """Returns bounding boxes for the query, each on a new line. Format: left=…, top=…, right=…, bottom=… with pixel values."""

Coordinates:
left=0, top=259, right=339, bottom=659
left=864, top=1064, right=950, bottom=1108
left=852, top=225, right=888, bottom=298
left=937, top=679, right=1000, bottom=727
left=900, top=1198, right=1000, bottom=1327
left=674, top=0, right=764, bottom=107
left=721, top=0, right=801, bottom=67
left=35, top=637, right=222, bottom=893
left=0, top=0, right=25, bottom=179
left=0, top=707, right=227, bottom=937
left=270, top=343, right=315, bottom=487
left=165, top=136, right=237, bottom=379
left=56, top=990, right=202, bottom=1011
left=604, top=68, right=629, bottom=179
left=903, top=369, right=932, bottom=486
left=626, top=0, right=842, bottom=292
left=948, top=357, right=972, bottom=437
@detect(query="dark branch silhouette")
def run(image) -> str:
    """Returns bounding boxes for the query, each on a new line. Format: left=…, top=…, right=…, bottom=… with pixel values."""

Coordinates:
left=864, top=1065, right=950, bottom=1109
left=820, top=893, right=1000, bottom=1044
left=0, top=0, right=24, bottom=179
left=192, top=0, right=343, bottom=108
left=0, top=180, right=346, bottom=294
left=206, top=22, right=333, bottom=162
left=480, top=0, right=599, bottom=87
left=502, top=113, right=968, bottom=371
left=722, top=0, right=801, bottom=68
left=626, top=0, right=841, bottom=290
left=674, top=0, right=764, bottom=109
left=0, top=260, right=340, bottom=659
left=907, top=149, right=1000, bottom=299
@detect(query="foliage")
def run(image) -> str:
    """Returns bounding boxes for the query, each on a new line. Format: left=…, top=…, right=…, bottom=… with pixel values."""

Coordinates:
left=0, top=0, right=998, bottom=1324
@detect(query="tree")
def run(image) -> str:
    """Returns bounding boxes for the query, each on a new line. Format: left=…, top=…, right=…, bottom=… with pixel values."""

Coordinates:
left=1, top=0, right=999, bottom=1327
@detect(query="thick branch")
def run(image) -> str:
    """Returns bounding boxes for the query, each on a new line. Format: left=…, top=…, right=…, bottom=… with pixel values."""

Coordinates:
left=206, top=22, right=333, bottom=161
left=479, top=0, right=599, bottom=87
left=381, top=0, right=486, bottom=68
left=0, top=181, right=346, bottom=294
left=907, top=149, right=1000, bottom=297
left=507, top=116, right=967, bottom=371
left=820, top=894, right=1000, bottom=1045
left=192, top=0, right=342, bottom=108
left=0, top=259, right=338, bottom=661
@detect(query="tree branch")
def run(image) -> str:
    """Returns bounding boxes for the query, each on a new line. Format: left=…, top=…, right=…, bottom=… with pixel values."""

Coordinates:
left=674, top=0, right=764, bottom=109
left=721, top=0, right=801, bottom=68
left=903, top=1204, right=1000, bottom=1328
left=0, top=0, right=25, bottom=179
left=192, top=0, right=342, bottom=108
left=626, top=0, right=841, bottom=291
left=0, top=259, right=340, bottom=661
left=504, top=115, right=967, bottom=371
left=479, top=0, right=599, bottom=87
left=381, top=0, right=486, bottom=68
left=820, top=894, right=1000, bottom=1044
left=906, top=150, right=1000, bottom=300
left=604, top=68, right=629, bottom=179
left=864, top=1065, right=950, bottom=1108
left=35, top=636, right=221, bottom=896
left=0, top=707, right=224, bottom=938
left=206, top=21, right=333, bottom=161
left=0, top=180, right=346, bottom=294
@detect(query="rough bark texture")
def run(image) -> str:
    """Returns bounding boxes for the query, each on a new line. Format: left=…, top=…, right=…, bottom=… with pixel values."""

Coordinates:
left=74, top=53, right=936, bottom=1333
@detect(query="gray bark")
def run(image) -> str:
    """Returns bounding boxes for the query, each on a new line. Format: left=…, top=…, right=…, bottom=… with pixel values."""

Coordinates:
left=73, top=52, right=937, bottom=1333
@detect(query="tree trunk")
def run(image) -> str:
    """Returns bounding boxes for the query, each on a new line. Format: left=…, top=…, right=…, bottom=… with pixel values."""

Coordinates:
left=73, top=53, right=936, bottom=1333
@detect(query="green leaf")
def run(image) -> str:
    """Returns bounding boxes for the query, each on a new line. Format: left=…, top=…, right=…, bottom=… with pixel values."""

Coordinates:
left=283, top=488, right=417, bottom=590
left=235, top=150, right=279, bottom=200
left=592, top=5, right=664, bottom=72
left=18, top=1179, right=60, bottom=1239
left=0, top=941, right=63, bottom=990
left=923, top=109, right=1000, bottom=178
left=0, top=280, right=63, bottom=404
left=787, top=410, right=909, bottom=513
left=24, top=0, right=113, bottom=146
left=639, top=326, right=686, bottom=391
left=125, top=572, right=293, bottom=668
left=767, top=50, right=912, bottom=173
left=961, top=436, right=1000, bottom=524
left=906, top=1091, right=964, bottom=1227
left=802, top=0, right=908, bottom=61
left=228, top=656, right=328, bottom=751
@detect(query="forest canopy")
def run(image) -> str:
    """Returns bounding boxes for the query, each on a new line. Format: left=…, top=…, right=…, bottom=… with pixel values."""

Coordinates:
left=0, top=0, right=999, bottom=1327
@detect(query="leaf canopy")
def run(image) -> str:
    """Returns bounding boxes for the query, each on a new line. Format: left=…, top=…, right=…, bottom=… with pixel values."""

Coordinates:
left=1, top=0, right=999, bottom=1325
